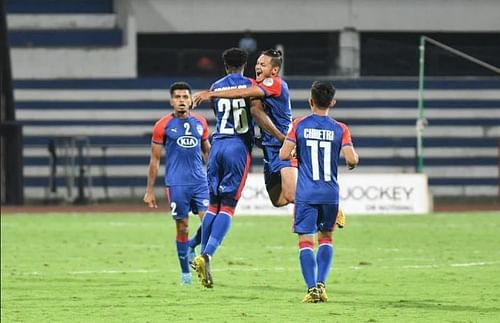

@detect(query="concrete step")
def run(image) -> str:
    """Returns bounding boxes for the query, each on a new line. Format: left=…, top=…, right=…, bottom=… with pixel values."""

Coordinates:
left=7, top=14, right=117, bottom=29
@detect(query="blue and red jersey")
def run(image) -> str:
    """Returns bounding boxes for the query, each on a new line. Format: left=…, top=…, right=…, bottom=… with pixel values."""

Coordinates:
left=210, top=73, right=256, bottom=148
left=257, top=76, right=292, bottom=147
left=151, top=112, right=209, bottom=186
left=286, top=114, right=353, bottom=204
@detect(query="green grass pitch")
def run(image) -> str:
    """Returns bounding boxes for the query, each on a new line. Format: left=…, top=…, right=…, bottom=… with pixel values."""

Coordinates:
left=2, top=212, right=499, bottom=322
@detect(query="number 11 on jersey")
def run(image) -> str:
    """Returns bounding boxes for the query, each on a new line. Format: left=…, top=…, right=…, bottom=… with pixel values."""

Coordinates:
left=306, top=139, right=332, bottom=181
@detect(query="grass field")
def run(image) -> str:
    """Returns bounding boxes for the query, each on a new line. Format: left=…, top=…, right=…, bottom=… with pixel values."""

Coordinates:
left=1, top=212, right=500, bottom=322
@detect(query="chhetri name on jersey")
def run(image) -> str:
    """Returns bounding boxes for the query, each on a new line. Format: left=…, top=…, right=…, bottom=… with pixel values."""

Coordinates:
left=303, top=128, right=334, bottom=141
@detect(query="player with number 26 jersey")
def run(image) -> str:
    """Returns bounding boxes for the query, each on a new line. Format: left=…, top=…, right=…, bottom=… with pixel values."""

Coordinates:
left=208, top=72, right=255, bottom=201
left=210, top=74, right=256, bottom=149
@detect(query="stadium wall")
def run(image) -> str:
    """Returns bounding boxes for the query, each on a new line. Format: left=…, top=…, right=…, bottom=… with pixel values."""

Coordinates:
left=126, top=0, right=500, bottom=33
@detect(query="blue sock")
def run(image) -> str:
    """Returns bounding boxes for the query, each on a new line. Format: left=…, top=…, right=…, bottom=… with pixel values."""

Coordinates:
left=176, top=239, right=189, bottom=274
left=203, top=212, right=231, bottom=257
left=188, top=226, right=202, bottom=249
left=299, top=247, right=316, bottom=289
left=200, top=211, right=216, bottom=253
left=316, top=242, right=334, bottom=284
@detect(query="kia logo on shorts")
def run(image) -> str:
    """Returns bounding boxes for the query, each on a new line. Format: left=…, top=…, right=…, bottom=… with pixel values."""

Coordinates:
left=177, top=136, right=198, bottom=148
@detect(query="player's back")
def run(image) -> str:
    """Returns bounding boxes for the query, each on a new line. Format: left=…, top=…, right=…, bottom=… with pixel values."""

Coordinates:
left=210, top=73, right=255, bottom=148
left=292, top=114, right=351, bottom=204
left=258, top=76, right=292, bottom=146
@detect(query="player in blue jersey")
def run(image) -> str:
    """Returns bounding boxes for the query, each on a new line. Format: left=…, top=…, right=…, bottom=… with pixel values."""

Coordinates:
left=144, top=82, right=210, bottom=285
left=192, top=48, right=258, bottom=288
left=279, top=81, right=358, bottom=303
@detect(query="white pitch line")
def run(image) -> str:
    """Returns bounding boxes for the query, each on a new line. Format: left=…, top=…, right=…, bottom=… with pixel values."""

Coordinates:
left=449, top=261, right=497, bottom=267
left=70, top=269, right=161, bottom=274
left=68, top=261, right=499, bottom=275
left=13, top=261, right=499, bottom=277
left=402, top=261, right=500, bottom=269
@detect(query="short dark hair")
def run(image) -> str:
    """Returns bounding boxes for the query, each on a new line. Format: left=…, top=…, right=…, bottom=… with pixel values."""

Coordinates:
left=311, top=81, right=336, bottom=109
left=261, top=49, right=283, bottom=69
left=222, top=47, right=248, bottom=68
left=169, top=82, right=192, bottom=96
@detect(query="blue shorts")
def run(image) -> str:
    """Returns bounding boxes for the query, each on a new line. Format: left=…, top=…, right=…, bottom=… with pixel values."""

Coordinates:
left=207, top=138, right=251, bottom=201
left=166, top=184, right=209, bottom=220
left=263, top=145, right=296, bottom=174
left=263, top=145, right=297, bottom=190
left=293, top=202, right=339, bottom=234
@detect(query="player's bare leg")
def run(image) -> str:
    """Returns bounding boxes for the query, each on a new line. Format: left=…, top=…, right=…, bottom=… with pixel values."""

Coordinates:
left=268, top=166, right=297, bottom=207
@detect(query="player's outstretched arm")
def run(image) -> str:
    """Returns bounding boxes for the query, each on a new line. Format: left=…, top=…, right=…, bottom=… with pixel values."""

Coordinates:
left=341, top=145, right=359, bottom=170
left=193, top=86, right=264, bottom=106
left=250, top=99, right=285, bottom=143
left=144, top=143, right=162, bottom=208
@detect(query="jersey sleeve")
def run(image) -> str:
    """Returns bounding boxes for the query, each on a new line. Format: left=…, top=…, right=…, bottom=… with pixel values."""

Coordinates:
left=151, top=115, right=172, bottom=145
left=286, top=118, right=300, bottom=143
left=257, top=76, right=282, bottom=97
left=338, top=122, right=353, bottom=146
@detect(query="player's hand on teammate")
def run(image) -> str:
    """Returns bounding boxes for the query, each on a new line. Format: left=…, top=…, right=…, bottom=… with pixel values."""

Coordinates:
left=143, top=191, right=158, bottom=208
left=192, top=91, right=211, bottom=107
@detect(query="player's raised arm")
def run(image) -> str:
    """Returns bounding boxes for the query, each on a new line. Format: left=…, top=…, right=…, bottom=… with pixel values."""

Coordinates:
left=144, top=143, right=162, bottom=208
left=250, top=99, right=285, bottom=143
left=192, top=90, right=211, bottom=107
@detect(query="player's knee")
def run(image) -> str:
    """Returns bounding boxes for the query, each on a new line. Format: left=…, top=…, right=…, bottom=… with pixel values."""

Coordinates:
left=176, top=219, right=189, bottom=235
left=284, top=190, right=295, bottom=204
left=318, top=233, right=333, bottom=245
left=270, top=197, right=287, bottom=207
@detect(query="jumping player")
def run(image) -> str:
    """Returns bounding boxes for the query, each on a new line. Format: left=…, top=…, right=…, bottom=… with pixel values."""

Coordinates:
left=193, top=49, right=294, bottom=207
left=144, top=82, right=210, bottom=285
left=279, top=81, right=358, bottom=303
left=192, top=48, right=257, bottom=288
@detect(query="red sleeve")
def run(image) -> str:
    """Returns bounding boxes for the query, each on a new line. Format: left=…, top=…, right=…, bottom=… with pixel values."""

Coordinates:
left=192, top=113, right=209, bottom=141
left=257, top=76, right=282, bottom=97
left=151, top=114, right=173, bottom=145
left=286, top=117, right=304, bottom=143
left=338, top=122, right=353, bottom=146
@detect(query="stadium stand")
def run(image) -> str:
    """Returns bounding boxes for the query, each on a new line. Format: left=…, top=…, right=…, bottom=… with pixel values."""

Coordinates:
left=7, top=0, right=118, bottom=47
left=5, top=0, right=499, bottom=203
left=6, top=0, right=135, bottom=78
left=6, top=0, right=113, bottom=13
left=15, top=77, right=500, bottom=200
